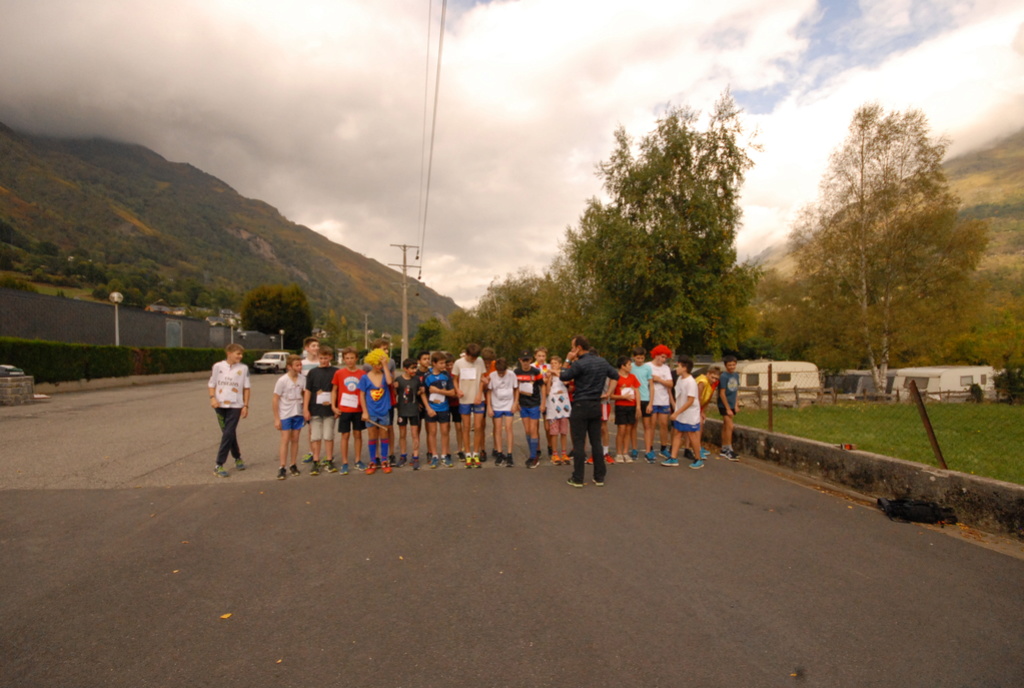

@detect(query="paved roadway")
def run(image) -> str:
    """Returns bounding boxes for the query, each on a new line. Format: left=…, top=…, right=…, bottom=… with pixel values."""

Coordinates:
left=1, top=376, right=1022, bottom=687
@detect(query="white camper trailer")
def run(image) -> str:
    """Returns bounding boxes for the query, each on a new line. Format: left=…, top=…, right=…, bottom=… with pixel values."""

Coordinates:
left=889, top=366, right=996, bottom=401
left=730, top=360, right=822, bottom=407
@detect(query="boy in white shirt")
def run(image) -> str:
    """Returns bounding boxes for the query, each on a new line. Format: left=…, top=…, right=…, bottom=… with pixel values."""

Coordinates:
left=208, top=343, right=251, bottom=478
left=662, top=355, right=704, bottom=469
left=273, top=355, right=307, bottom=479
left=486, top=358, right=518, bottom=466
left=648, top=344, right=675, bottom=462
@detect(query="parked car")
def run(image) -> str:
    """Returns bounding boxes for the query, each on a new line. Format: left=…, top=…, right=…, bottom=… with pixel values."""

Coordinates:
left=253, top=351, right=290, bottom=374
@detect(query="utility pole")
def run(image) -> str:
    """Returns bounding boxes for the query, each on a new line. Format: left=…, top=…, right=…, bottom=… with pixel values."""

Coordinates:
left=389, top=243, right=420, bottom=365
left=363, top=313, right=370, bottom=351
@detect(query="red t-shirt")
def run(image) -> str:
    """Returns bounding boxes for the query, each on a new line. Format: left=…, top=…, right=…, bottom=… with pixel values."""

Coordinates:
left=331, top=367, right=365, bottom=413
left=613, top=374, right=640, bottom=407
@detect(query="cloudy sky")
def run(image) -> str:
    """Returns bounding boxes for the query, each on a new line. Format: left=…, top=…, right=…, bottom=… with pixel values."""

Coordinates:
left=1, top=0, right=1022, bottom=306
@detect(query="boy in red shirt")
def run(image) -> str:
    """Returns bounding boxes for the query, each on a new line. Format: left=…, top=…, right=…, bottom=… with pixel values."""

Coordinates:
left=331, top=347, right=366, bottom=473
left=610, top=356, right=641, bottom=463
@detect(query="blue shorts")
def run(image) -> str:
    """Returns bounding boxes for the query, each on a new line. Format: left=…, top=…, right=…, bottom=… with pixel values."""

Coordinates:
left=281, top=415, right=305, bottom=431
left=367, top=415, right=390, bottom=428
left=459, top=403, right=486, bottom=415
left=673, top=420, right=700, bottom=433
left=519, top=406, right=541, bottom=420
left=652, top=405, right=672, bottom=415
left=492, top=410, right=512, bottom=418
left=426, top=411, right=451, bottom=424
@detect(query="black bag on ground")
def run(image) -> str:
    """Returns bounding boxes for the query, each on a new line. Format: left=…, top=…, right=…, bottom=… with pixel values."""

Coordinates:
left=877, top=498, right=957, bottom=525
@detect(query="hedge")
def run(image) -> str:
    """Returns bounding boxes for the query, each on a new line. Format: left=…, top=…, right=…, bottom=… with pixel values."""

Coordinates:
left=0, top=337, right=266, bottom=384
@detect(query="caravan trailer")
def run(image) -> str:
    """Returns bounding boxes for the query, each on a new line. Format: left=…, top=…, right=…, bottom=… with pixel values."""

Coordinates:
left=889, top=366, right=996, bottom=401
left=729, top=360, right=822, bottom=407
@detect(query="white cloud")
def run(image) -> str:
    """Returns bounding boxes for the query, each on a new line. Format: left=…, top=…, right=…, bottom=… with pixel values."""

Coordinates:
left=0, top=0, right=1020, bottom=307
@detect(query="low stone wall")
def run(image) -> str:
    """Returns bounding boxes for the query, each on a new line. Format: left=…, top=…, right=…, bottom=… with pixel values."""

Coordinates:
left=0, top=376, right=34, bottom=405
left=703, top=419, right=1024, bottom=539
left=34, top=371, right=211, bottom=394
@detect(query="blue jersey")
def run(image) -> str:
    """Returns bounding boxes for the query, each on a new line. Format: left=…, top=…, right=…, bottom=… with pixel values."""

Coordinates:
left=424, top=370, right=453, bottom=413
left=357, top=373, right=392, bottom=417
left=719, top=371, right=740, bottom=409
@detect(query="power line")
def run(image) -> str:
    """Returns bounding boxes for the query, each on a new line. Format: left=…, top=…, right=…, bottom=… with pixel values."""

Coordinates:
left=415, top=0, right=432, bottom=260
left=417, top=0, right=448, bottom=281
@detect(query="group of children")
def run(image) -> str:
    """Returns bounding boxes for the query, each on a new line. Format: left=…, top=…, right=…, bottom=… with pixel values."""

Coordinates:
left=207, top=337, right=743, bottom=480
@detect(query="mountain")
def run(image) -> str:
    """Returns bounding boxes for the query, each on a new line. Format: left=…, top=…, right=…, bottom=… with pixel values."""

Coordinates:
left=751, top=125, right=1024, bottom=293
left=0, top=121, right=458, bottom=333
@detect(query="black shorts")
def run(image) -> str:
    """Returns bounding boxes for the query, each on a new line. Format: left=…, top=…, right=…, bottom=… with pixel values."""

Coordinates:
left=614, top=406, right=638, bottom=426
left=397, top=414, right=421, bottom=427
left=338, top=412, right=366, bottom=433
left=641, top=400, right=653, bottom=418
left=717, top=403, right=736, bottom=417
left=449, top=406, right=462, bottom=423
left=425, top=411, right=451, bottom=424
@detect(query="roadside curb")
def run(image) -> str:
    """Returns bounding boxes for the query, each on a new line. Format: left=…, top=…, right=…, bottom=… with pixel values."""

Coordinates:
left=704, top=419, right=1024, bottom=539
left=35, top=371, right=211, bottom=394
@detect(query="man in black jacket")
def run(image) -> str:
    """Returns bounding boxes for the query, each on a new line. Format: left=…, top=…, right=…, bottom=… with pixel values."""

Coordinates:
left=560, top=335, right=619, bottom=487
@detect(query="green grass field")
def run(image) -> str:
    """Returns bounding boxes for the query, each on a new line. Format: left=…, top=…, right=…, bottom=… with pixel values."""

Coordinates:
left=735, top=402, right=1024, bottom=486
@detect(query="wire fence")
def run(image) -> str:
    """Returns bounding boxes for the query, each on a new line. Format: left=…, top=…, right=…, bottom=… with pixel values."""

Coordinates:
left=728, top=364, right=1024, bottom=487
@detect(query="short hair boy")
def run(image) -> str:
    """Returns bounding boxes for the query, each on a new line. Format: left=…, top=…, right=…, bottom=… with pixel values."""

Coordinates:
left=208, top=343, right=251, bottom=478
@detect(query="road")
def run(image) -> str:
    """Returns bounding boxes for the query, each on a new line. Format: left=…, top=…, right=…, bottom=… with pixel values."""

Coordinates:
left=1, top=376, right=1022, bottom=687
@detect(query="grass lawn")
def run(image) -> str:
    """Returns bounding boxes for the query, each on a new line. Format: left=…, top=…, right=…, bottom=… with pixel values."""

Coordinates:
left=735, top=402, right=1024, bottom=487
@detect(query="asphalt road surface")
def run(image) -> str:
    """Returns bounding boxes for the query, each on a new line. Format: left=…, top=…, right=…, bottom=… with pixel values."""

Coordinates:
left=1, top=376, right=1022, bottom=687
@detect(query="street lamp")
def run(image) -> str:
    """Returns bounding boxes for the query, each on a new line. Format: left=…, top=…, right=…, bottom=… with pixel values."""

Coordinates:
left=279, top=329, right=285, bottom=350
left=109, top=291, right=123, bottom=346
left=228, top=317, right=237, bottom=345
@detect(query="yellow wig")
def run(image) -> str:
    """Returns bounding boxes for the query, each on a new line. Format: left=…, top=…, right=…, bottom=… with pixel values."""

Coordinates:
left=364, top=348, right=389, bottom=367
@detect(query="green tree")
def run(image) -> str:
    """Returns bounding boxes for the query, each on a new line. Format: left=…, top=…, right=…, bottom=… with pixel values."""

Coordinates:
left=790, top=104, right=988, bottom=390
left=409, top=316, right=446, bottom=354
left=564, top=93, right=758, bottom=356
left=241, top=283, right=313, bottom=349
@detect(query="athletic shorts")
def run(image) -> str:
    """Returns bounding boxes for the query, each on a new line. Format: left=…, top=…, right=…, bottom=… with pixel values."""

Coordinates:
left=281, top=415, right=305, bottom=431
left=449, top=406, right=462, bottom=423
left=614, top=406, right=637, bottom=426
left=641, top=400, right=653, bottom=418
left=425, top=411, right=451, bottom=424
left=717, top=403, right=736, bottom=417
left=308, top=415, right=336, bottom=442
left=367, top=414, right=390, bottom=428
left=397, top=414, right=421, bottom=427
left=520, top=406, right=541, bottom=420
left=338, top=411, right=366, bottom=433
left=673, top=420, right=701, bottom=433
left=546, top=417, right=569, bottom=435
left=493, top=410, right=512, bottom=418
left=459, top=402, right=486, bottom=415
left=652, top=405, right=671, bottom=415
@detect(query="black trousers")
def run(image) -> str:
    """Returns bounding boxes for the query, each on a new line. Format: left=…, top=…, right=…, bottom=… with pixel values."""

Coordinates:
left=569, top=399, right=605, bottom=483
left=214, top=407, right=242, bottom=466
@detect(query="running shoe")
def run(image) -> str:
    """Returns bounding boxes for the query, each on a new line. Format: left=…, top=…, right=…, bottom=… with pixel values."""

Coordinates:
left=324, top=460, right=339, bottom=474
left=465, top=457, right=473, bottom=469
left=301, top=453, right=315, bottom=464
left=700, top=447, right=710, bottom=459
left=645, top=451, right=657, bottom=464
left=592, top=478, right=605, bottom=487
left=430, top=456, right=440, bottom=469
left=494, top=453, right=505, bottom=467
left=397, top=455, right=408, bottom=468
left=560, top=453, right=571, bottom=465
left=443, top=455, right=453, bottom=468
left=526, top=458, right=539, bottom=469
left=473, top=457, right=482, bottom=468
left=234, top=458, right=246, bottom=471
left=505, top=454, right=514, bottom=467
left=661, top=458, right=680, bottom=467
left=340, top=463, right=350, bottom=475
left=289, top=464, right=300, bottom=477
left=606, top=455, right=616, bottom=464
left=355, top=461, right=368, bottom=472
left=726, top=449, right=740, bottom=462
left=213, top=464, right=230, bottom=478
left=382, top=462, right=392, bottom=474
left=629, top=449, right=639, bottom=460
left=365, top=463, right=377, bottom=475
left=566, top=477, right=584, bottom=488
left=277, top=467, right=287, bottom=480
left=309, top=462, right=320, bottom=476
left=689, top=459, right=706, bottom=470
left=457, top=451, right=466, bottom=462
left=412, top=456, right=420, bottom=471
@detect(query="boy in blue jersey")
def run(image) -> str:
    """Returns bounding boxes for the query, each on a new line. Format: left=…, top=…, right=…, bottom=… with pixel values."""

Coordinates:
left=358, top=348, right=394, bottom=474
left=422, top=351, right=456, bottom=468
left=717, top=355, right=740, bottom=461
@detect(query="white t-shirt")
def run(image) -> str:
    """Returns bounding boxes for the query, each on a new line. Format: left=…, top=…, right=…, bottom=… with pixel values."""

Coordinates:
left=274, top=372, right=307, bottom=419
left=674, top=375, right=700, bottom=426
left=651, top=363, right=673, bottom=406
left=209, top=361, right=251, bottom=409
left=487, top=370, right=518, bottom=413
left=452, top=357, right=487, bottom=404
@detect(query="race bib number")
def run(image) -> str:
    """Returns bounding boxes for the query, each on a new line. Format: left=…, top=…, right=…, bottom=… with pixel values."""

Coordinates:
left=341, top=393, right=359, bottom=408
left=316, top=391, right=331, bottom=405
left=429, top=392, right=445, bottom=405
left=460, top=367, right=478, bottom=381
left=520, top=382, right=534, bottom=396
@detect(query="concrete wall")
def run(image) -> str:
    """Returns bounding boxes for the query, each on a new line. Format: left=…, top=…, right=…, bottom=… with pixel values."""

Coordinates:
left=0, top=288, right=276, bottom=350
left=703, top=419, right=1024, bottom=539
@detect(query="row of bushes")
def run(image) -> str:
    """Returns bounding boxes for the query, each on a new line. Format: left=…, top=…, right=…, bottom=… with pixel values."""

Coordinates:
left=0, top=337, right=266, bottom=384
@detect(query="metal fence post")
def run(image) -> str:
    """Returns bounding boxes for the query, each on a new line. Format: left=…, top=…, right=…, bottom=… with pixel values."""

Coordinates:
left=768, top=363, right=773, bottom=433
left=908, top=379, right=949, bottom=470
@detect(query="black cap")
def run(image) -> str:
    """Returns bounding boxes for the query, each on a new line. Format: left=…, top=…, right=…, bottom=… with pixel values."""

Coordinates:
left=518, top=350, right=532, bottom=360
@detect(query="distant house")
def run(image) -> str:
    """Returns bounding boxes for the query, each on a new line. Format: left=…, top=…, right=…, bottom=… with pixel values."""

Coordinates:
left=146, top=300, right=172, bottom=314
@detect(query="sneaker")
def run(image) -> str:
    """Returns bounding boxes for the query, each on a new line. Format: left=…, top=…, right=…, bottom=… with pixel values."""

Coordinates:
left=661, top=458, right=680, bottom=467
left=586, top=457, right=593, bottom=464
left=429, top=456, right=440, bottom=469
left=309, top=463, right=320, bottom=476
left=301, top=453, right=315, bottom=464
left=593, top=478, right=605, bottom=487
left=700, top=447, right=710, bottom=459
left=474, top=457, right=482, bottom=468
left=505, top=454, right=514, bottom=467
left=526, top=458, right=539, bottom=469
left=494, top=453, right=505, bottom=467
left=340, top=463, right=350, bottom=475
left=443, top=455, right=453, bottom=468
left=566, top=477, right=584, bottom=488
left=621, top=453, right=634, bottom=463
left=213, top=464, right=230, bottom=478
left=480, top=450, right=488, bottom=462
left=689, top=459, right=706, bottom=470
left=629, top=449, right=639, bottom=460
left=726, top=449, right=740, bottom=462
left=356, top=461, right=368, bottom=472
left=645, top=451, right=656, bottom=464
left=457, top=451, right=466, bottom=462
left=365, top=463, right=377, bottom=475
left=606, top=455, right=616, bottom=464
left=465, top=457, right=473, bottom=469
left=383, top=462, right=393, bottom=474
left=289, top=464, right=300, bottom=477
left=660, top=448, right=671, bottom=460
left=277, top=467, right=287, bottom=480
left=560, top=453, right=571, bottom=465
left=398, top=455, right=408, bottom=468
left=412, top=456, right=420, bottom=470
left=234, top=458, right=246, bottom=471
left=324, top=460, right=339, bottom=474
